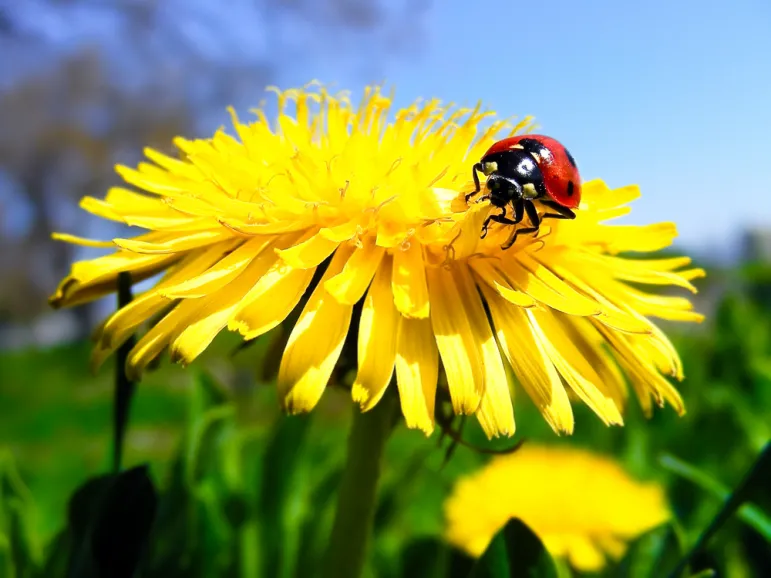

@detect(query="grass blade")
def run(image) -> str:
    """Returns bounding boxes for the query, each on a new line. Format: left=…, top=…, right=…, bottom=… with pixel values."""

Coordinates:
left=660, top=453, right=771, bottom=541
left=664, top=442, right=771, bottom=578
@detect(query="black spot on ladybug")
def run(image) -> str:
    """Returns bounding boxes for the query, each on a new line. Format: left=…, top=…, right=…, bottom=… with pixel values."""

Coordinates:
left=518, top=138, right=552, bottom=162
left=566, top=180, right=575, bottom=197
left=564, top=147, right=577, bottom=168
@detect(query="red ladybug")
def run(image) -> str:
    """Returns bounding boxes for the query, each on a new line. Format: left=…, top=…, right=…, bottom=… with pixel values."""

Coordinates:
left=466, top=135, right=581, bottom=249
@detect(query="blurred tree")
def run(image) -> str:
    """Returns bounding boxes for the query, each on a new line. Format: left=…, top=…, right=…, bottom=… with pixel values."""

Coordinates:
left=0, top=51, right=191, bottom=328
left=0, top=0, right=431, bottom=343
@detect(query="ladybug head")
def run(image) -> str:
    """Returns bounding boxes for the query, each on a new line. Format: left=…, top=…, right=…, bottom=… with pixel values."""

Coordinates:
left=480, top=149, right=546, bottom=203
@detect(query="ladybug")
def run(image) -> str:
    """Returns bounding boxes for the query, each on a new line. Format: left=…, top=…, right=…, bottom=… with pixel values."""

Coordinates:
left=466, top=135, right=581, bottom=250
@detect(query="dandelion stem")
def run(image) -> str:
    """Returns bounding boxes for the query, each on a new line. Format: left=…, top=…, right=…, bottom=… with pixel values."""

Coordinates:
left=323, top=392, right=398, bottom=578
left=112, top=271, right=137, bottom=473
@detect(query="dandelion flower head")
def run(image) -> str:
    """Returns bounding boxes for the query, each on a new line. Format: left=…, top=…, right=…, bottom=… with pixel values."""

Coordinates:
left=444, top=445, right=671, bottom=571
left=50, top=83, right=705, bottom=437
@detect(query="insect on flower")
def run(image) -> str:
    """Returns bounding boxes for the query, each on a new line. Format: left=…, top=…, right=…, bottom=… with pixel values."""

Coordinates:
left=466, top=135, right=581, bottom=249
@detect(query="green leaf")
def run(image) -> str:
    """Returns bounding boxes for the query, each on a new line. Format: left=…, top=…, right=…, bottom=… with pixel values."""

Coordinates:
left=469, top=518, right=558, bottom=578
left=616, top=524, right=683, bottom=578
left=400, top=538, right=475, bottom=578
left=36, top=531, right=70, bottom=578
left=666, top=441, right=771, bottom=578
left=293, top=467, right=342, bottom=578
left=0, top=451, right=44, bottom=576
left=143, top=373, right=240, bottom=578
left=0, top=533, right=14, bottom=578
left=374, top=446, right=433, bottom=533
left=138, top=459, right=202, bottom=577
left=185, top=373, right=235, bottom=487
left=66, top=465, right=157, bottom=578
left=661, top=453, right=771, bottom=542
left=259, top=414, right=313, bottom=578
left=90, top=466, right=157, bottom=578
left=66, top=474, right=113, bottom=578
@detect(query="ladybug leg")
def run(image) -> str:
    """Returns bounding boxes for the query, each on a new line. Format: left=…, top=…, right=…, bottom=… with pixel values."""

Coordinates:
left=539, top=200, right=576, bottom=221
left=501, top=200, right=540, bottom=250
left=465, top=163, right=485, bottom=203
left=481, top=200, right=523, bottom=239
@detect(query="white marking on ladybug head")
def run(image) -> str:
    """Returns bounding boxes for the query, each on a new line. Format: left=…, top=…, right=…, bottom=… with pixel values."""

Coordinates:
left=483, top=161, right=498, bottom=175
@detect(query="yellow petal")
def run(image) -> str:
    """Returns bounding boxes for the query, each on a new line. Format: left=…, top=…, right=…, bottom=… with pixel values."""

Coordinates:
left=555, top=316, right=629, bottom=411
left=168, top=236, right=306, bottom=364
left=583, top=253, right=704, bottom=293
left=324, top=241, right=385, bottom=305
left=79, top=196, right=122, bottom=222
left=391, top=241, right=430, bottom=318
left=278, top=246, right=355, bottom=413
left=352, top=260, right=399, bottom=410
left=549, top=265, right=653, bottom=334
left=218, top=217, right=312, bottom=236
left=126, top=299, right=201, bottom=380
left=480, top=283, right=574, bottom=434
left=468, top=257, right=536, bottom=308
left=91, top=187, right=204, bottom=229
left=143, top=147, right=202, bottom=179
left=594, top=321, right=685, bottom=416
left=168, top=257, right=276, bottom=366
left=453, top=264, right=514, bottom=438
left=98, top=244, right=232, bottom=351
left=582, top=181, right=640, bottom=211
left=601, top=223, right=679, bottom=254
left=509, top=253, right=602, bottom=316
left=276, top=229, right=340, bottom=269
left=228, top=265, right=315, bottom=340
left=113, top=229, right=231, bottom=254
left=528, top=309, right=623, bottom=425
left=50, top=252, right=180, bottom=309
left=115, top=164, right=217, bottom=198
left=603, top=281, right=705, bottom=323
left=51, top=233, right=115, bottom=248
left=395, top=315, right=438, bottom=434
left=568, top=537, right=608, bottom=573
left=426, top=266, right=484, bottom=414
left=318, top=220, right=362, bottom=243
left=160, top=236, right=274, bottom=299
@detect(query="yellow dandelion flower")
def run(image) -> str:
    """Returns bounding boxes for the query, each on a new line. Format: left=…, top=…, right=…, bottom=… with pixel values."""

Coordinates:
left=444, top=445, right=671, bottom=572
left=49, top=83, right=704, bottom=438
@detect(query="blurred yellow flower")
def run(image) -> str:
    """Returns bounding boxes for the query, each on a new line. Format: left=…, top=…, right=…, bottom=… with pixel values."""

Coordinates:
left=444, top=445, right=671, bottom=571
left=50, top=83, right=704, bottom=437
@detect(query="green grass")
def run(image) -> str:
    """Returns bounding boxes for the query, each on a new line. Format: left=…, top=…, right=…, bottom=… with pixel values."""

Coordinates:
left=1, top=283, right=771, bottom=577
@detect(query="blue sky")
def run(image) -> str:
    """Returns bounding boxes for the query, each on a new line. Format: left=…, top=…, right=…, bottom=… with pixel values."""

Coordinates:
left=282, top=0, right=771, bottom=255
left=4, top=0, right=771, bottom=257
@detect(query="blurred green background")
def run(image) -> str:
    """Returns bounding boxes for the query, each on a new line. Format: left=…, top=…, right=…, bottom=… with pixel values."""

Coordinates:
left=2, top=260, right=771, bottom=577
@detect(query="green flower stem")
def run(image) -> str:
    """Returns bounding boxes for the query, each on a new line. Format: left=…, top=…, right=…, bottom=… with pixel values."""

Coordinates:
left=323, top=393, right=398, bottom=578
